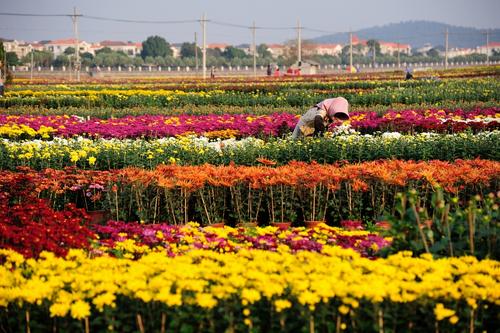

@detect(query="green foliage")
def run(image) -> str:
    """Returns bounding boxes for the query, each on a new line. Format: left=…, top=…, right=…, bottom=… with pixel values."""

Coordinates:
left=21, top=50, right=54, bottom=67
left=6, top=52, right=19, bottom=66
left=141, top=35, right=172, bottom=59
left=257, top=43, right=271, bottom=58
left=427, top=48, right=440, bottom=58
left=380, top=189, right=500, bottom=259
left=366, top=39, right=381, bottom=56
left=222, top=46, right=248, bottom=60
left=95, top=47, right=113, bottom=55
left=63, top=47, right=75, bottom=55
left=180, top=42, right=201, bottom=58
left=0, top=42, right=5, bottom=64
left=53, top=54, right=69, bottom=67
left=0, top=132, right=498, bottom=171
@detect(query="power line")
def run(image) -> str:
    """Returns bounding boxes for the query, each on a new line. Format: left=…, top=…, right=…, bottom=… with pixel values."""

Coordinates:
left=1, top=11, right=498, bottom=45
left=0, top=12, right=73, bottom=17
left=210, top=20, right=250, bottom=29
left=210, top=20, right=296, bottom=31
left=81, top=15, right=199, bottom=24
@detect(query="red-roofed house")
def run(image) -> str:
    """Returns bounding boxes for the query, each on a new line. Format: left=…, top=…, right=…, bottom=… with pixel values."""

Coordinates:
left=350, top=35, right=369, bottom=55
left=207, top=43, right=229, bottom=51
left=99, top=40, right=142, bottom=56
left=351, top=35, right=368, bottom=47
left=267, top=44, right=286, bottom=57
left=379, top=41, right=411, bottom=55
left=448, top=47, right=475, bottom=57
left=43, top=38, right=92, bottom=57
left=0, top=39, right=46, bottom=58
left=310, top=43, right=343, bottom=56
left=477, top=41, right=500, bottom=55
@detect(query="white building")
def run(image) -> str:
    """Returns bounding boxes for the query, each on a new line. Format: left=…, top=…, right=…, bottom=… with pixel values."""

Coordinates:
left=99, top=40, right=142, bottom=56
left=306, top=44, right=343, bottom=56
left=379, top=41, right=411, bottom=55
left=416, top=43, right=433, bottom=55
left=476, top=42, right=500, bottom=56
left=267, top=44, right=286, bottom=57
left=207, top=43, right=229, bottom=52
left=43, top=38, right=92, bottom=57
left=447, top=47, right=475, bottom=58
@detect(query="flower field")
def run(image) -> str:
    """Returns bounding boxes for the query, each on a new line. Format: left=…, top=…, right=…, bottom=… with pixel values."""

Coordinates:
left=1, top=66, right=499, bottom=332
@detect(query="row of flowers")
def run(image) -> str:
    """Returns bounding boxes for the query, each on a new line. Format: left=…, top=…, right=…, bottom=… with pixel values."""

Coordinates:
left=0, top=108, right=498, bottom=139
left=5, top=77, right=429, bottom=92
left=2, top=166, right=497, bottom=260
left=93, top=221, right=391, bottom=259
left=0, top=171, right=390, bottom=258
left=1, top=131, right=498, bottom=170
left=2, top=159, right=498, bottom=225
left=1, top=78, right=498, bottom=108
left=8, top=67, right=497, bottom=92
left=10, top=65, right=494, bottom=86
left=0, top=247, right=498, bottom=332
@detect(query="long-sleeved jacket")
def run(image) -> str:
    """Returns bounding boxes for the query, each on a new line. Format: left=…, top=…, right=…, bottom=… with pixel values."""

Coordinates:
left=291, top=106, right=329, bottom=139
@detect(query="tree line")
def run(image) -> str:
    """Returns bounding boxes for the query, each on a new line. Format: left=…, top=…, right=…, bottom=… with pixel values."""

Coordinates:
left=2, top=36, right=499, bottom=69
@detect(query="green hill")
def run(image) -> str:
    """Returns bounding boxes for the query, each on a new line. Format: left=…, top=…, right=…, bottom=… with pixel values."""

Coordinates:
left=311, top=21, right=499, bottom=49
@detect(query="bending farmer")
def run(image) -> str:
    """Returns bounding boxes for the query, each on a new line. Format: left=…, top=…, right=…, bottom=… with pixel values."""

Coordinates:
left=292, top=97, right=350, bottom=139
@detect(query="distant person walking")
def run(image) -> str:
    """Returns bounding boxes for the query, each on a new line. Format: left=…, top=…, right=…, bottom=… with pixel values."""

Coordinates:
left=273, top=67, right=280, bottom=77
left=405, top=66, right=413, bottom=80
left=266, top=64, right=272, bottom=76
left=0, top=62, right=4, bottom=97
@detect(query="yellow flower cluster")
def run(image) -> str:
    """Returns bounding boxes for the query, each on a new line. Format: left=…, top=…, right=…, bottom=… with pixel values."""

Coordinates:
left=0, top=124, right=56, bottom=139
left=4, top=89, right=226, bottom=99
left=0, top=136, right=211, bottom=166
left=0, top=248, right=498, bottom=320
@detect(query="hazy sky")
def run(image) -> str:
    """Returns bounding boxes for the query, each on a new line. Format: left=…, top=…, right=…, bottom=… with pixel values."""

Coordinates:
left=1, top=0, right=499, bottom=44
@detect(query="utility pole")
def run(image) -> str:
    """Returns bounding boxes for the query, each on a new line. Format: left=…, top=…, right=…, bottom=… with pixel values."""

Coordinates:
left=252, top=21, right=257, bottom=77
left=71, top=7, right=81, bottom=81
left=372, top=41, right=376, bottom=67
left=397, top=42, right=400, bottom=68
left=444, top=28, right=449, bottom=69
left=194, top=32, right=199, bottom=73
left=30, top=48, right=34, bottom=80
left=3, top=51, right=6, bottom=81
left=201, top=13, right=207, bottom=79
left=349, top=31, right=353, bottom=72
left=297, top=19, right=302, bottom=64
left=486, top=30, right=490, bottom=65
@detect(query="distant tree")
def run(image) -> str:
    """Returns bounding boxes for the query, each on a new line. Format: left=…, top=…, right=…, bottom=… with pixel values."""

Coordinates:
left=257, top=44, right=272, bottom=58
left=133, top=56, right=144, bottom=67
left=222, top=46, right=247, bottom=60
left=0, top=42, right=5, bottom=63
left=366, top=39, right=380, bottom=66
left=141, top=36, right=172, bottom=59
left=6, top=52, right=19, bottom=66
left=144, top=56, right=155, bottom=65
left=340, top=44, right=365, bottom=64
left=153, top=56, right=165, bottom=66
left=80, top=52, right=94, bottom=67
left=64, top=47, right=75, bottom=55
left=21, top=50, right=53, bottom=67
left=427, top=48, right=440, bottom=58
left=180, top=42, right=201, bottom=58
left=165, top=55, right=179, bottom=66
left=207, top=48, right=223, bottom=58
left=95, top=47, right=113, bottom=55
left=53, top=54, right=69, bottom=67
left=0, top=43, right=14, bottom=83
